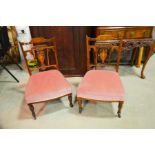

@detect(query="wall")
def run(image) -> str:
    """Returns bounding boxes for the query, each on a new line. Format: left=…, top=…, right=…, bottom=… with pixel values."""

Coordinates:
left=15, top=26, right=31, bottom=65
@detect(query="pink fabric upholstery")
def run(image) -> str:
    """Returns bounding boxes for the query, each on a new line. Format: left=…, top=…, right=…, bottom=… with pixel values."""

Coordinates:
left=77, top=70, right=124, bottom=101
left=25, top=70, right=71, bottom=104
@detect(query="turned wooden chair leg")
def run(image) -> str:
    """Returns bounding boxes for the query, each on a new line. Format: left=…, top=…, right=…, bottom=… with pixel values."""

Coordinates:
left=77, top=99, right=83, bottom=113
left=117, top=101, right=124, bottom=118
left=68, top=94, right=73, bottom=107
left=28, top=104, right=36, bottom=120
left=116, top=64, right=119, bottom=72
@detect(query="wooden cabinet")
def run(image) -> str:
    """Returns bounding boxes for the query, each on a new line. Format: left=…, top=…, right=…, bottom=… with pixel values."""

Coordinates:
left=30, top=26, right=93, bottom=76
left=96, top=26, right=153, bottom=39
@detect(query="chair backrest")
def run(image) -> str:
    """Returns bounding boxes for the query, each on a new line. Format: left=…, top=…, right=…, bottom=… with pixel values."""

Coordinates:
left=86, top=35, right=123, bottom=72
left=31, top=37, right=55, bottom=46
left=19, top=37, right=59, bottom=75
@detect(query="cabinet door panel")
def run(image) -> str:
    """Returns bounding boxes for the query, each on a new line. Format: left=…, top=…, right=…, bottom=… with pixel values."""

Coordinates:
left=30, top=26, right=87, bottom=76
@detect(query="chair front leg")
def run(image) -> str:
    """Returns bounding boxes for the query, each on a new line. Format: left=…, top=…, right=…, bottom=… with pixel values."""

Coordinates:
left=117, top=101, right=124, bottom=118
left=68, top=94, right=73, bottom=107
left=28, top=104, right=36, bottom=120
left=77, top=98, right=83, bottom=113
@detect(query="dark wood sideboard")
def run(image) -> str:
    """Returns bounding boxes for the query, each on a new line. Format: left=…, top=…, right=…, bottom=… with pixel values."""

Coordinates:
left=30, top=26, right=154, bottom=77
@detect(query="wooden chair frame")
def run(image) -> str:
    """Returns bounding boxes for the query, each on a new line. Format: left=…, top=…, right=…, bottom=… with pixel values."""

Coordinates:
left=77, top=35, right=124, bottom=118
left=19, top=37, right=73, bottom=119
left=28, top=93, right=73, bottom=120
left=77, top=97, right=124, bottom=118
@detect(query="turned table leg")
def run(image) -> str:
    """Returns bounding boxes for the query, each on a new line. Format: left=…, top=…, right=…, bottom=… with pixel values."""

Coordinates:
left=68, top=94, right=73, bottom=107
left=77, top=99, right=83, bottom=113
left=28, top=104, right=36, bottom=120
left=137, top=47, right=144, bottom=68
left=117, top=101, right=124, bottom=118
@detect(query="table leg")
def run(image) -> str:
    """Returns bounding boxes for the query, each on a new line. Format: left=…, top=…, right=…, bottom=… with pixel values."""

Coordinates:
left=131, top=47, right=138, bottom=66
left=136, top=47, right=144, bottom=68
left=141, top=44, right=155, bottom=79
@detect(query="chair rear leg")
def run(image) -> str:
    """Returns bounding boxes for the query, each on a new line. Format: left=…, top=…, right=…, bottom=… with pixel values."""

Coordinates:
left=68, top=94, right=73, bottom=107
left=28, top=104, right=36, bottom=120
left=78, top=99, right=83, bottom=113
left=117, top=101, right=124, bottom=118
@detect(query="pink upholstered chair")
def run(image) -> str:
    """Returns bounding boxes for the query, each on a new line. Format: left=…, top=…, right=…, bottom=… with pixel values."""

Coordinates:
left=20, top=38, right=73, bottom=119
left=77, top=35, right=124, bottom=118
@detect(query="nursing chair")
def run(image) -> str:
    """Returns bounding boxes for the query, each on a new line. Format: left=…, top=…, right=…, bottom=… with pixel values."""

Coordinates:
left=20, top=38, right=73, bottom=119
left=77, top=35, right=125, bottom=118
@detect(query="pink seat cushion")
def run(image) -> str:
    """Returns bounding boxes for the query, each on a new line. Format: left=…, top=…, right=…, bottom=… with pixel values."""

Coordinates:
left=25, top=70, right=71, bottom=104
left=77, top=70, right=124, bottom=101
